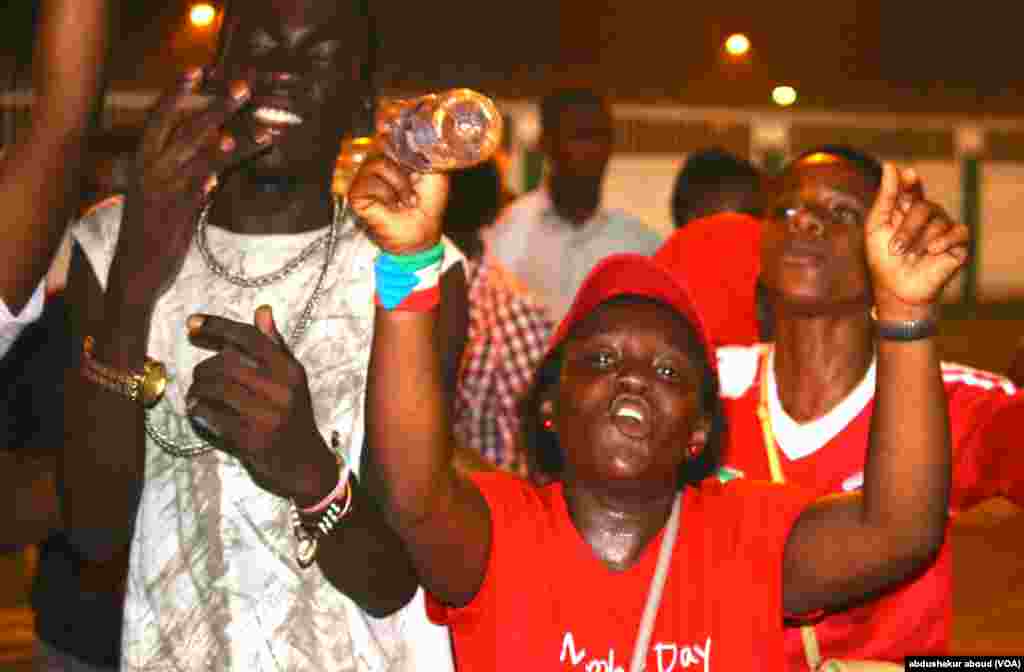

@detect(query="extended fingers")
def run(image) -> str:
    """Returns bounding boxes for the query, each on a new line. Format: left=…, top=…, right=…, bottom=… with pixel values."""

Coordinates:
left=188, top=368, right=280, bottom=435
left=865, top=162, right=901, bottom=235
left=141, top=74, right=267, bottom=200
left=192, top=348, right=292, bottom=408
left=187, top=314, right=281, bottom=365
left=141, top=68, right=205, bottom=160
left=167, top=80, right=251, bottom=162
left=164, top=134, right=238, bottom=198
left=180, top=128, right=273, bottom=198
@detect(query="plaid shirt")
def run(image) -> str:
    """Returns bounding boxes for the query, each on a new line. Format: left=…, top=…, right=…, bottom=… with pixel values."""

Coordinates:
left=455, top=254, right=554, bottom=474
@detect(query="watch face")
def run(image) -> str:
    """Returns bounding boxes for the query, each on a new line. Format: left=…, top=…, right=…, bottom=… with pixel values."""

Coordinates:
left=142, top=360, right=169, bottom=406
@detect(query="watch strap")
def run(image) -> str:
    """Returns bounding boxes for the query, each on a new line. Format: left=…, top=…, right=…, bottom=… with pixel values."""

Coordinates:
left=870, top=307, right=938, bottom=341
left=80, top=336, right=165, bottom=405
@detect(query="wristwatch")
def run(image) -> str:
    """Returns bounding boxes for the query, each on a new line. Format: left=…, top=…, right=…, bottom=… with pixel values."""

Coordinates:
left=870, top=307, right=938, bottom=341
left=81, top=336, right=168, bottom=407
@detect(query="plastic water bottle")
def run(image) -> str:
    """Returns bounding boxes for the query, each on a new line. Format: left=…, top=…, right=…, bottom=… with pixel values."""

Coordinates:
left=376, top=88, right=503, bottom=173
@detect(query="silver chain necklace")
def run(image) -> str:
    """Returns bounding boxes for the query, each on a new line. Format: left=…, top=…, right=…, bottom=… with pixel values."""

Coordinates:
left=145, top=197, right=347, bottom=459
left=195, top=199, right=331, bottom=288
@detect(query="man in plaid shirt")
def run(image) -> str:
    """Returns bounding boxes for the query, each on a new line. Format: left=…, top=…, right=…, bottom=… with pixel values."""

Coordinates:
left=443, top=160, right=554, bottom=475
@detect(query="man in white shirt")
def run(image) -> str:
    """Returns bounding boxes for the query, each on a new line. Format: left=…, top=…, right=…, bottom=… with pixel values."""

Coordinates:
left=487, top=89, right=662, bottom=322
left=59, top=1, right=465, bottom=669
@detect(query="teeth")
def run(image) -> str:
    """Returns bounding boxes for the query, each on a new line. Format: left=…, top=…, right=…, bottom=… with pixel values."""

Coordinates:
left=252, top=106, right=303, bottom=125
left=616, top=407, right=644, bottom=422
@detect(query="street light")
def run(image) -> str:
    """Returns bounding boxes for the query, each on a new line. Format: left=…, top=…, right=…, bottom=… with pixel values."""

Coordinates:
left=189, top=3, right=217, bottom=29
left=772, top=85, right=797, bottom=107
left=724, top=33, right=750, bottom=57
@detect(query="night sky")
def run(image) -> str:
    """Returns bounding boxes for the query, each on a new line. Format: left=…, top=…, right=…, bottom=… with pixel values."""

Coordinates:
left=2, top=1, right=1023, bottom=115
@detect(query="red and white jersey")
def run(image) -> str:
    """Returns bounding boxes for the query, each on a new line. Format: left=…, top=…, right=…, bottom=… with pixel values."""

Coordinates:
left=716, top=343, right=1024, bottom=667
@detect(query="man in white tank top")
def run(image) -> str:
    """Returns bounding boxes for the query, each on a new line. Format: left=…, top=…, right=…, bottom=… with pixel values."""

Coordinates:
left=59, top=2, right=468, bottom=670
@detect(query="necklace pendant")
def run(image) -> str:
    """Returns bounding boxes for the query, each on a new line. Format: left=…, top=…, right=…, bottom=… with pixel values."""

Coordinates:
left=296, top=534, right=318, bottom=569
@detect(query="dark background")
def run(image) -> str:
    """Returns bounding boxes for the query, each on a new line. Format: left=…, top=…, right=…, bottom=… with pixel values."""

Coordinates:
left=2, top=1, right=1023, bottom=114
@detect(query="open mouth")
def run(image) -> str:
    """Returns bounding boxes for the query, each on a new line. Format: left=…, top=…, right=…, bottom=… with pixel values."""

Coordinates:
left=780, top=242, right=826, bottom=267
left=251, top=106, right=304, bottom=127
left=781, top=252, right=824, bottom=267
left=609, top=395, right=652, bottom=440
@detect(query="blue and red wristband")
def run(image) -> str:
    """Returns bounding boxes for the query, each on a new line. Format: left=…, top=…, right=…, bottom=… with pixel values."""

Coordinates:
left=374, top=242, right=445, bottom=311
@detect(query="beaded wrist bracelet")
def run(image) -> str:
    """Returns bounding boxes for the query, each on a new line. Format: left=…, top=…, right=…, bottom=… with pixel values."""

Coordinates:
left=291, top=478, right=353, bottom=569
left=290, top=433, right=353, bottom=569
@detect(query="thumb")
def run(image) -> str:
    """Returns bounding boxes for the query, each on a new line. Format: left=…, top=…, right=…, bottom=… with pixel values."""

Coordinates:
left=254, top=304, right=285, bottom=346
left=865, top=162, right=900, bottom=237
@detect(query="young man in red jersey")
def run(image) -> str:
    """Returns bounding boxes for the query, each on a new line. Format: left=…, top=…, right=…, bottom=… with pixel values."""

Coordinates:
left=712, top=145, right=1024, bottom=668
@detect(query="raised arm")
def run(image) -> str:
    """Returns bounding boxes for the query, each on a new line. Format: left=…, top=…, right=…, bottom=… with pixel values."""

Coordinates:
left=321, top=263, right=469, bottom=615
left=0, top=0, right=114, bottom=314
left=782, top=164, right=967, bottom=615
left=61, top=72, right=260, bottom=561
left=351, top=157, right=491, bottom=607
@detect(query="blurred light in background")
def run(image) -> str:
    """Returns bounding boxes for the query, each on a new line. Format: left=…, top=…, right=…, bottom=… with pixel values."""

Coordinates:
left=189, top=3, right=217, bottom=29
left=772, top=85, right=797, bottom=106
left=724, top=33, right=751, bottom=57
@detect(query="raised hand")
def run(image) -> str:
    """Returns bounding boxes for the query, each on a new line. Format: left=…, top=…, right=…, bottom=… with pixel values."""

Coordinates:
left=184, top=306, right=336, bottom=506
left=864, top=164, right=970, bottom=320
left=34, top=0, right=111, bottom=130
left=348, top=155, right=448, bottom=255
left=107, top=70, right=273, bottom=309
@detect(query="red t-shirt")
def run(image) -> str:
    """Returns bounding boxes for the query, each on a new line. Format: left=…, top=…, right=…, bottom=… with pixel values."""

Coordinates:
left=716, top=344, right=1024, bottom=667
left=654, top=213, right=762, bottom=349
left=426, top=470, right=813, bottom=671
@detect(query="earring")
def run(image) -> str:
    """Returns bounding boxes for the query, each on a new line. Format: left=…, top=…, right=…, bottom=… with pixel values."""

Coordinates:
left=542, top=418, right=554, bottom=431
left=687, top=442, right=703, bottom=459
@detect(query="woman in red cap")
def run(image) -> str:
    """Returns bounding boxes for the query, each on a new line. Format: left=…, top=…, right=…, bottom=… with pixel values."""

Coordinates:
left=349, top=156, right=968, bottom=671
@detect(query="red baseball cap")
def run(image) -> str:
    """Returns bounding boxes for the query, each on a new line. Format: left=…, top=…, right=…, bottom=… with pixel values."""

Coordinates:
left=653, top=212, right=762, bottom=348
left=548, top=253, right=717, bottom=374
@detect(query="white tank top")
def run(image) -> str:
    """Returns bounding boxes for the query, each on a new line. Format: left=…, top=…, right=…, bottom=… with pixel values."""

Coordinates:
left=74, top=197, right=460, bottom=671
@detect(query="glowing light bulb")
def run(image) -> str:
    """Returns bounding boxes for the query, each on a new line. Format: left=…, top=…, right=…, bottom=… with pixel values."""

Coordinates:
left=772, top=85, right=797, bottom=107
left=724, top=34, right=751, bottom=57
left=189, top=3, right=217, bottom=29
